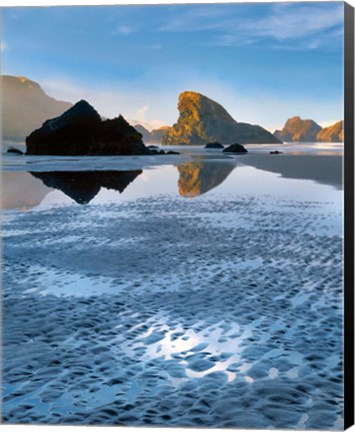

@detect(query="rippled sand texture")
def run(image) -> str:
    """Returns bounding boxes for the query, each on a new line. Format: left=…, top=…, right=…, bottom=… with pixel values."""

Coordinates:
left=2, top=193, right=343, bottom=429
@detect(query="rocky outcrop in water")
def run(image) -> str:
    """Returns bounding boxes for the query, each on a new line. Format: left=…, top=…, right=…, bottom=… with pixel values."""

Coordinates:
left=31, top=170, right=142, bottom=204
left=223, top=143, right=248, bottom=153
left=26, top=100, right=150, bottom=156
left=205, top=142, right=224, bottom=149
left=162, top=91, right=281, bottom=145
left=274, top=116, right=322, bottom=142
left=1, top=75, right=72, bottom=142
left=6, top=147, right=24, bottom=155
left=317, top=121, right=343, bottom=142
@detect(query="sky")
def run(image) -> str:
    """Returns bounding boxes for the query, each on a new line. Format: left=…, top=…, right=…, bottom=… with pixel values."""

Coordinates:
left=1, top=1, right=345, bottom=131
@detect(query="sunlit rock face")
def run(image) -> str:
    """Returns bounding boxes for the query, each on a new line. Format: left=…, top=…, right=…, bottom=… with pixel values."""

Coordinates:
left=1, top=75, right=72, bottom=142
left=26, top=100, right=150, bottom=156
left=317, top=121, right=343, bottom=142
left=162, top=91, right=281, bottom=145
left=31, top=170, right=142, bottom=204
left=178, top=160, right=236, bottom=198
left=274, top=116, right=322, bottom=142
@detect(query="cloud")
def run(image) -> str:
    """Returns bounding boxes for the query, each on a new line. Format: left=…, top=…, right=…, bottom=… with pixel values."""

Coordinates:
left=1, top=41, right=7, bottom=51
left=131, top=105, right=166, bottom=130
left=159, top=6, right=228, bottom=33
left=151, top=44, right=162, bottom=50
left=159, top=3, right=343, bottom=50
left=112, top=25, right=135, bottom=35
left=247, top=4, right=343, bottom=40
left=136, top=105, right=149, bottom=119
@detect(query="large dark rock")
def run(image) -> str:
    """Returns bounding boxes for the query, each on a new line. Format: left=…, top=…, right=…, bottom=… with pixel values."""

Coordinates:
left=223, top=143, right=248, bottom=153
left=162, top=91, right=281, bottom=145
left=1, top=75, right=72, bottom=142
left=274, top=116, right=322, bottom=142
left=205, top=142, right=224, bottom=149
left=31, top=170, right=142, bottom=204
left=26, top=100, right=150, bottom=156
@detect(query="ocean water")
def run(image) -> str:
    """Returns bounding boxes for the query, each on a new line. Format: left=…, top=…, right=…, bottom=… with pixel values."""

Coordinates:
left=1, top=144, right=344, bottom=428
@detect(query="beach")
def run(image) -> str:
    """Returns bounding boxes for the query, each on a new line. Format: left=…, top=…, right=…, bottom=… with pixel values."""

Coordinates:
left=1, top=144, right=344, bottom=428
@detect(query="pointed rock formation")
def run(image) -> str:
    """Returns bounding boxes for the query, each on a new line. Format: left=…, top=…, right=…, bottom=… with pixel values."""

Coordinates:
left=1, top=75, right=72, bottom=142
left=274, top=116, right=322, bottom=142
left=317, top=121, right=343, bottom=142
left=162, top=91, right=281, bottom=145
left=26, top=100, right=150, bottom=156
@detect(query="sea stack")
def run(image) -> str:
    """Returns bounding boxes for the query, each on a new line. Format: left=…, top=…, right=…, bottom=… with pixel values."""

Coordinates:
left=162, top=91, right=281, bottom=145
left=26, top=100, right=150, bottom=156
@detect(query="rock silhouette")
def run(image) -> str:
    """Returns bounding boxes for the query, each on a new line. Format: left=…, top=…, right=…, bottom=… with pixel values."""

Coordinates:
left=6, top=147, right=24, bottom=155
left=205, top=142, right=224, bottom=149
left=223, top=143, right=248, bottom=153
left=26, top=100, right=150, bottom=156
left=31, top=170, right=142, bottom=204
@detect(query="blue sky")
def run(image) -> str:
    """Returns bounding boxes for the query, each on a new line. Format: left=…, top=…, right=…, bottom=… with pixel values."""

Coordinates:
left=1, top=2, right=344, bottom=131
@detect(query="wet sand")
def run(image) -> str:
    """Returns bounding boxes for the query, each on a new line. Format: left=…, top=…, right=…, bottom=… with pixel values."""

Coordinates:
left=2, top=163, right=343, bottom=428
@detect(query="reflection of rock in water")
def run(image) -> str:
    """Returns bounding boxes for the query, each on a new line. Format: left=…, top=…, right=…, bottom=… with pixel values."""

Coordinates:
left=2, top=172, right=53, bottom=210
left=31, top=170, right=142, bottom=204
left=178, top=160, right=235, bottom=197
